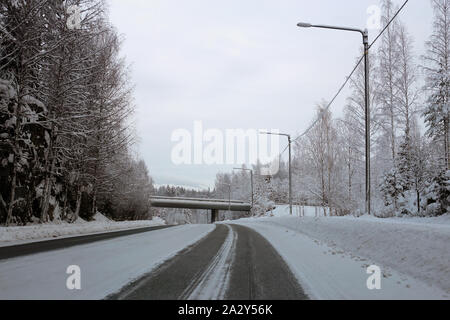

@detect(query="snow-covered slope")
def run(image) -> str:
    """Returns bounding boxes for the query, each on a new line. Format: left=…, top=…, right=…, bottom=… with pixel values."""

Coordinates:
left=268, top=205, right=330, bottom=217
left=232, top=207, right=450, bottom=299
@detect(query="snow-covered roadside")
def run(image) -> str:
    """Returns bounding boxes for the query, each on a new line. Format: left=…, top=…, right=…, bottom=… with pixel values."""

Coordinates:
left=231, top=206, right=450, bottom=299
left=0, top=224, right=215, bottom=300
left=269, top=205, right=450, bottom=226
left=231, top=221, right=448, bottom=300
left=0, top=213, right=167, bottom=246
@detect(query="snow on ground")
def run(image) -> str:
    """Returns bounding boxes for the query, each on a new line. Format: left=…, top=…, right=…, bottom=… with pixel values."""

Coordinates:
left=0, top=214, right=167, bottom=246
left=268, top=205, right=330, bottom=218
left=232, top=206, right=450, bottom=300
left=270, top=205, right=450, bottom=226
left=0, top=224, right=215, bottom=300
left=186, top=225, right=236, bottom=300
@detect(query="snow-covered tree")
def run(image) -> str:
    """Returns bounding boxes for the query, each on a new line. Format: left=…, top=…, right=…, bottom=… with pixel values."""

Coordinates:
left=344, top=50, right=380, bottom=212
left=395, top=23, right=420, bottom=141
left=0, top=0, right=152, bottom=225
left=380, top=168, right=404, bottom=210
left=422, top=0, right=450, bottom=171
left=300, top=104, right=345, bottom=213
left=377, top=0, right=402, bottom=165
left=421, top=170, right=450, bottom=215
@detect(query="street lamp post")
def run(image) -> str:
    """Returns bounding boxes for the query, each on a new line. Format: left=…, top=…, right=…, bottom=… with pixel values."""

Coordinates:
left=297, top=22, right=371, bottom=215
left=233, top=168, right=254, bottom=207
left=260, top=132, right=292, bottom=216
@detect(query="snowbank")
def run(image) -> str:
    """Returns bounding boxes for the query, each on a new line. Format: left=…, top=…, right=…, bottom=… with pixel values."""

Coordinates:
left=268, top=205, right=330, bottom=217
left=270, top=204, right=450, bottom=225
left=233, top=207, right=450, bottom=297
left=0, top=214, right=166, bottom=246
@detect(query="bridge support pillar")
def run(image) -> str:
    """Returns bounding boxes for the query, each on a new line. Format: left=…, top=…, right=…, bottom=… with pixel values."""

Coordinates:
left=211, top=209, right=218, bottom=224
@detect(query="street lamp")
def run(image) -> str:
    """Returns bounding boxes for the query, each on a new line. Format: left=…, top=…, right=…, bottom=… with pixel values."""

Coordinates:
left=233, top=168, right=254, bottom=208
left=297, top=22, right=371, bottom=215
left=260, top=132, right=292, bottom=216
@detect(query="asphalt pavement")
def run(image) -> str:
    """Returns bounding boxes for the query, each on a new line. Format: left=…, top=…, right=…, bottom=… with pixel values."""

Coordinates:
left=109, top=224, right=308, bottom=300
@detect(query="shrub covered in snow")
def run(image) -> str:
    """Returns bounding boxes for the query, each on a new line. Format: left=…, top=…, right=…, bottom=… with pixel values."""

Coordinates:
left=421, top=170, right=450, bottom=216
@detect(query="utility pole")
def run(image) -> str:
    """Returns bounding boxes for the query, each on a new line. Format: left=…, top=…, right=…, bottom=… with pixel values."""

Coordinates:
left=288, top=135, right=292, bottom=216
left=363, top=30, right=371, bottom=216
left=297, top=22, right=371, bottom=215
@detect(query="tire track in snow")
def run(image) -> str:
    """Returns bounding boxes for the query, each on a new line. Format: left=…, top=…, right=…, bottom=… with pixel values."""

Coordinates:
left=111, top=223, right=307, bottom=300
left=179, top=225, right=237, bottom=300
left=224, top=224, right=308, bottom=300
left=109, top=224, right=230, bottom=300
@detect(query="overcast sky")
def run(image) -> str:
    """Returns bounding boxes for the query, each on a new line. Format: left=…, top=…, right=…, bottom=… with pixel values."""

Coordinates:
left=107, top=0, right=433, bottom=189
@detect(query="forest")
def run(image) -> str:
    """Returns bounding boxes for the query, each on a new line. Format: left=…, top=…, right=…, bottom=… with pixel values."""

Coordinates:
left=0, top=0, right=153, bottom=225
left=215, top=0, right=449, bottom=218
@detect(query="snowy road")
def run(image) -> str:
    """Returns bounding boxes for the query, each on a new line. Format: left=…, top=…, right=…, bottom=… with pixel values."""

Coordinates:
left=0, top=223, right=307, bottom=300
left=111, top=224, right=307, bottom=300
left=0, top=217, right=448, bottom=300
left=0, top=224, right=215, bottom=300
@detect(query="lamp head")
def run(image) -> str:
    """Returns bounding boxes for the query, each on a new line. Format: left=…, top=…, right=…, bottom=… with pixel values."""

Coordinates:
left=297, top=22, right=312, bottom=28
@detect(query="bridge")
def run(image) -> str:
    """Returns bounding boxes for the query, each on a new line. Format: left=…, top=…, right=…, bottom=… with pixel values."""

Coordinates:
left=150, top=196, right=252, bottom=223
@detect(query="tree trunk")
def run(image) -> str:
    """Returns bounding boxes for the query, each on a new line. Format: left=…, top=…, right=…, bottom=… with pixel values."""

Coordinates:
left=6, top=172, right=17, bottom=226
left=41, top=147, right=57, bottom=223
left=391, top=107, right=396, bottom=162
left=74, top=187, right=83, bottom=222
left=416, top=189, right=421, bottom=215
left=92, top=188, right=97, bottom=217
left=6, top=84, right=23, bottom=226
left=62, top=187, right=68, bottom=221
left=0, top=193, right=7, bottom=217
left=348, top=147, right=352, bottom=202
left=445, top=118, right=449, bottom=170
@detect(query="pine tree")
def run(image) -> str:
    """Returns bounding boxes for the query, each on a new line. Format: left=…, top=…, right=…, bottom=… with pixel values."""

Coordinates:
left=380, top=169, right=405, bottom=212
left=422, top=170, right=450, bottom=215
